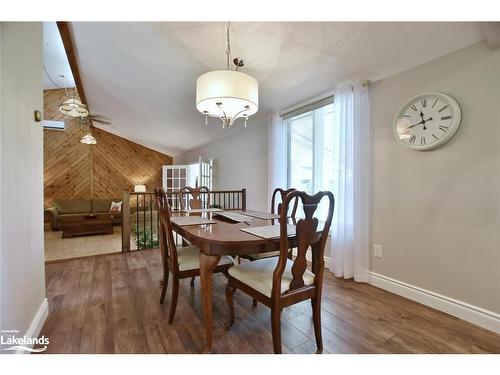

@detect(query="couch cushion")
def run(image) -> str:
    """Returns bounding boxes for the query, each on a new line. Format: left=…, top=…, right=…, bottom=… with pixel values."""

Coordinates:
left=92, top=199, right=112, bottom=213
left=228, top=258, right=315, bottom=297
left=55, top=199, right=91, bottom=214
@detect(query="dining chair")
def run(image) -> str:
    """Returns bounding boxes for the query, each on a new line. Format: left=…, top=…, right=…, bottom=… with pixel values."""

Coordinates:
left=154, top=187, right=233, bottom=323
left=178, top=185, right=211, bottom=286
left=178, top=185, right=211, bottom=211
left=225, top=190, right=334, bottom=354
left=243, top=187, right=299, bottom=261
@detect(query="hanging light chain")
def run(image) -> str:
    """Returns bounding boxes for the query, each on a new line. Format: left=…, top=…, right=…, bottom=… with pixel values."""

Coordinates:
left=225, top=21, right=232, bottom=71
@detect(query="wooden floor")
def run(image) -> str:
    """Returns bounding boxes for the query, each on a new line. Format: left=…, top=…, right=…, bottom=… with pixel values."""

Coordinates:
left=39, top=249, right=500, bottom=354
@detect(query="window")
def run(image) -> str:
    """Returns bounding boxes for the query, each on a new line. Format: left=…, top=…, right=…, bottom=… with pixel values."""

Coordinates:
left=286, top=102, right=335, bottom=194
left=285, top=101, right=335, bottom=220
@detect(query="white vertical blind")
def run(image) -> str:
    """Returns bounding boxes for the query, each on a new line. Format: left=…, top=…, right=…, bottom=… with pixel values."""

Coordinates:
left=287, top=112, right=314, bottom=194
left=286, top=103, right=335, bottom=219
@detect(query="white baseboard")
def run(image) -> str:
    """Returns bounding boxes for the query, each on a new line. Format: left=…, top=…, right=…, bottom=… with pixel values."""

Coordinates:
left=15, top=298, right=49, bottom=354
left=369, top=272, right=500, bottom=334
left=303, top=249, right=334, bottom=272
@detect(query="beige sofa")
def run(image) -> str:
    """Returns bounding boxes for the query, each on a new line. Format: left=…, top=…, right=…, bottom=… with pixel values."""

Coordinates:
left=45, top=199, right=122, bottom=231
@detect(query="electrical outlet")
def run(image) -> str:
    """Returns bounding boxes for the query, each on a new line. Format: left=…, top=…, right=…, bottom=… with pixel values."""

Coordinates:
left=374, top=244, right=383, bottom=258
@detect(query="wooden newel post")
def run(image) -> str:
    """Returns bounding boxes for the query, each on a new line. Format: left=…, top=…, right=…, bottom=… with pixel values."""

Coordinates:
left=122, top=189, right=131, bottom=252
left=241, top=188, right=246, bottom=211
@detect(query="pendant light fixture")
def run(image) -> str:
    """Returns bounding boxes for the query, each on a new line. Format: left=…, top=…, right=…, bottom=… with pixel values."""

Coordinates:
left=59, top=85, right=90, bottom=118
left=196, top=22, right=258, bottom=129
left=59, top=96, right=90, bottom=118
left=80, top=133, right=97, bottom=145
left=79, top=118, right=97, bottom=145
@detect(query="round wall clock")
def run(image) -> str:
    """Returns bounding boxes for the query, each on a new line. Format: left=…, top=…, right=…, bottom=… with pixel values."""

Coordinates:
left=393, top=92, right=461, bottom=150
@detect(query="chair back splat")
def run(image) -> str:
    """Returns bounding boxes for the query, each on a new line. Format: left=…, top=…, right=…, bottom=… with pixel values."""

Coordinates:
left=271, top=187, right=299, bottom=220
left=178, top=186, right=211, bottom=210
left=154, top=187, right=179, bottom=270
left=273, top=190, right=334, bottom=296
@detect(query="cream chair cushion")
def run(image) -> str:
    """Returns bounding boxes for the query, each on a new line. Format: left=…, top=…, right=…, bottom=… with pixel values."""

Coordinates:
left=247, top=251, right=279, bottom=260
left=177, top=245, right=233, bottom=271
left=228, top=257, right=315, bottom=297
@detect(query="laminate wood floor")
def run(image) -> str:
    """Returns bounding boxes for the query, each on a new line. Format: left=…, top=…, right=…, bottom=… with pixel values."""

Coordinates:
left=39, top=249, right=500, bottom=354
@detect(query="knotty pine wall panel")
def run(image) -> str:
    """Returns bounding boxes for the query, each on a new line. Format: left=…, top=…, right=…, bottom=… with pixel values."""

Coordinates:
left=43, top=89, right=172, bottom=208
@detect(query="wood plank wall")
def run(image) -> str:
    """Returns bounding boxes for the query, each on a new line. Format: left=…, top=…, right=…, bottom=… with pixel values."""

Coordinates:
left=43, top=89, right=172, bottom=208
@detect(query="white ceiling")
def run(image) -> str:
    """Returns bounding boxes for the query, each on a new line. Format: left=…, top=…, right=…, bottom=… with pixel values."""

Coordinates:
left=56, top=22, right=485, bottom=156
left=43, top=22, right=75, bottom=89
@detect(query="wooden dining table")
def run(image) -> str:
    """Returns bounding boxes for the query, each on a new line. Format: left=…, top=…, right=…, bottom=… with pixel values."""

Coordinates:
left=170, top=210, right=296, bottom=353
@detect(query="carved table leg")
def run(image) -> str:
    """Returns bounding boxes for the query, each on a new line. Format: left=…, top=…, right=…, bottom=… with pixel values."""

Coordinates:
left=199, top=252, right=220, bottom=353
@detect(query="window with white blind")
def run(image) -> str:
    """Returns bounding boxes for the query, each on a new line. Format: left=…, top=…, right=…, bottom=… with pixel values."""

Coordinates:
left=286, top=102, right=335, bottom=195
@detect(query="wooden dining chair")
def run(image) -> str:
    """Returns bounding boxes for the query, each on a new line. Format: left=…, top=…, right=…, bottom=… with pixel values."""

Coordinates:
left=178, top=185, right=211, bottom=286
left=225, top=190, right=334, bottom=354
left=243, top=187, right=299, bottom=261
left=272, top=187, right=299, bottom=221
left=154, top=187, right=233, bottom=323
left=178, top=185, right=210, bottom=211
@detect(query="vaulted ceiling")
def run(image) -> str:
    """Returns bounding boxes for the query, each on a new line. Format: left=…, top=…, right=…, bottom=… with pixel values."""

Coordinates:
left=44, top=22, right=486, bottom=156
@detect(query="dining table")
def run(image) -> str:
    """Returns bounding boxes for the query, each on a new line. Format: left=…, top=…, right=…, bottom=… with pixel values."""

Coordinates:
left=170, top=210, right=298, bottom=353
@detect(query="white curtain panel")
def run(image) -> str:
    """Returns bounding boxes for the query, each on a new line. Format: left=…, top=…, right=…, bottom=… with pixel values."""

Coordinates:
left=330, top=82, right=370, bottom=282
left=267, top=113, right=287, bottom=209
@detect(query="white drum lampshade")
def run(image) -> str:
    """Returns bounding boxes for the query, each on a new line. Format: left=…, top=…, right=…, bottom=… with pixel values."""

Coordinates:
left=196, top=70, right=258, bottom=128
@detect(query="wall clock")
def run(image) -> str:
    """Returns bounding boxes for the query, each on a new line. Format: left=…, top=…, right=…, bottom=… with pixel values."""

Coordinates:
left=393, top=92, right=461, bottom=150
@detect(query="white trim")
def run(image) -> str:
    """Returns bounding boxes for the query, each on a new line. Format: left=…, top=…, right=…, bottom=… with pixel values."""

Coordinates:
left=15, top=298, right=49, bottom=354
left=369, top=272, right=500, bottom=334
left=302, top=249, right=334, bottom=273
left=279, top=89, right=335, bottom=117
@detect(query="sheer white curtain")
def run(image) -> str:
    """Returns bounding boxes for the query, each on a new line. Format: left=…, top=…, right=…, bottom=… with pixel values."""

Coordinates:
left=267, top=113, right=287, bottom=209
left=330, top=82, right=370, bottom=282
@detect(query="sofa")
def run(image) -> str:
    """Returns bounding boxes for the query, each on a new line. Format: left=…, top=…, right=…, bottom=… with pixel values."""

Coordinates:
left=45, top=199, right=123, bottom=231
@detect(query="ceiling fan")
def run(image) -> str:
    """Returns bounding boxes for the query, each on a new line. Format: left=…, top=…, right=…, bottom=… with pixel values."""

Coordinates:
left=82, top=114, right=113, bottom=125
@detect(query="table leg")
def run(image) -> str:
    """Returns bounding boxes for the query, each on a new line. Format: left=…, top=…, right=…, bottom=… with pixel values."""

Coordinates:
left=199, top=252, right=220, bottom=353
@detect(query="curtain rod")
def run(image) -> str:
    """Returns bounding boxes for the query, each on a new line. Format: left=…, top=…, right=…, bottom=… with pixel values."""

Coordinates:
left=280, top=80, right=371, bottom=119
left=280, top=95, right=334, bottom=120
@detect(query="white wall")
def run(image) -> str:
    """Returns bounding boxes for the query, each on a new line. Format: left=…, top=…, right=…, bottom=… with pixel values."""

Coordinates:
left=175, top=117, right=269, bottom=211
left=0, top=23, right=46, bottom=343
left=370, top=41, right=500, bottom=314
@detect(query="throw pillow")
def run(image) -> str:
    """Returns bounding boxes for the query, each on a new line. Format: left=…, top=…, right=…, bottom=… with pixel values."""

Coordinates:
left=109, top=201, right=122, bottom=213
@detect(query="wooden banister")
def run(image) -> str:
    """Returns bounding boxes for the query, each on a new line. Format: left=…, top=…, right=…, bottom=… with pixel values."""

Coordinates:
left=121, top=188, right=246, bottom=251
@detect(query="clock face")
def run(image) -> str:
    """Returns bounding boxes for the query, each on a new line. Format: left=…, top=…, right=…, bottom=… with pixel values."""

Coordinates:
left=394, top=92, right=461, bottom=150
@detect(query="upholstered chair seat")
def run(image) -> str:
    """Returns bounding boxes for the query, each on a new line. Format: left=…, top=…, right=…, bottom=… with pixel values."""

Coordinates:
left=225, top=189, right=335, bottom=354
left=154, top=186, right=233, bottom=324
left=177, top=245, right=233, bottom=271
left=244, top=250, right=279, bottom=260
left=228, top=257, right=315, bottom=297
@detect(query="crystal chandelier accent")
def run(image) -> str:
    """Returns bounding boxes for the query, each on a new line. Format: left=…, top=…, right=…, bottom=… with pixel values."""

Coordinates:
left=195, top=22, right=258, bottom=129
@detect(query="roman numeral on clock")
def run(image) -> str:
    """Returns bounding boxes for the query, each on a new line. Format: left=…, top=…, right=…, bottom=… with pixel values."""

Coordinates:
left=420, top=137, right=426, bottom=145
left=438, top=105, right=448, bottom=113
left=441, top=115, right=452, bottom=120
left=432, top=99, right=438, bottom=108
left=421, top=99, right=427, bottom=108
left=410, top=104, right=417, bottom=111
left=439, top=125, right=449, bottom=132
left=409, top=135, right=416, bottom=144
left=432, top=133, right=439, bottom=141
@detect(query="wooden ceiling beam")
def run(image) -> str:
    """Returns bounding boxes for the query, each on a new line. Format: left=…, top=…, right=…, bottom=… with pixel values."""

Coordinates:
left=56, top=21, right=90, bottom=110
